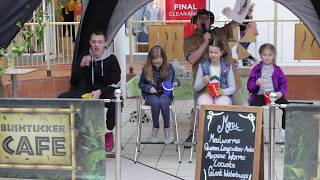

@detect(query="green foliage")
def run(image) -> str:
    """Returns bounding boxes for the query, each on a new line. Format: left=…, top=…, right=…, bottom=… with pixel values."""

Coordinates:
left=79, top=173, right=105, bottom=180
left=3, top=4, right=46, bottom=68
left=34, top=9, right=45, bottom=42
left=0, top=65, right=4, bottom=76
left=85, top=150, right=106, bottom=173
left=284, top=112, right=320, bottom=179
left=0, top=48, right=5, bottom=57
left=0, top=48, right=4, bottom=76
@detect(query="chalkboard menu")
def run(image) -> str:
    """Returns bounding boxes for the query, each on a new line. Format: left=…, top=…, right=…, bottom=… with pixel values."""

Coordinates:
left=195, top=105, right=263, bottom=180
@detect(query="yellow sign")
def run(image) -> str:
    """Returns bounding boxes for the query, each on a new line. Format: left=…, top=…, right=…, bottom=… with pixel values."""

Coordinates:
left=0, top=112, right=72, bottom=166
left=149, top=25, right=184, bottom=61
left=294, top=24, right=320, bottom=60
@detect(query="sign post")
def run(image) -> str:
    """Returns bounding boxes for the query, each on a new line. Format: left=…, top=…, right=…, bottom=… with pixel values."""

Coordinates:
left=195, top=105, right=263, bottom=180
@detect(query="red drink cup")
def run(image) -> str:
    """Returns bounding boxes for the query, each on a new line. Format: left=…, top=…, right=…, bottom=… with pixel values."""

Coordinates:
left=264, top=92, right=271, bottom=105
left=207, top=83, right=220, bottom=97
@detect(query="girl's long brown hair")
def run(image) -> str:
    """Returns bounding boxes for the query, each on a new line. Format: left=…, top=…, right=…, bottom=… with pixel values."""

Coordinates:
left=143, top=45, right=169, bottom=82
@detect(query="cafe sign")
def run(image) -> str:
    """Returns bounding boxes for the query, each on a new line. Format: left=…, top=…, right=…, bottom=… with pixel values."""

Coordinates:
left=0, top=108, right=76, bottom=172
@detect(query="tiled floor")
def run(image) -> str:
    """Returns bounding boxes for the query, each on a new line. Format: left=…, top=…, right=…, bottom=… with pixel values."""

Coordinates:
left=106, top=99, right=291, bottom=180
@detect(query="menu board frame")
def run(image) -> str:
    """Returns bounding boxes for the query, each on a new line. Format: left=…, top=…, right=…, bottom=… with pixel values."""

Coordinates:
left=195, top=105, right=263, bottom=180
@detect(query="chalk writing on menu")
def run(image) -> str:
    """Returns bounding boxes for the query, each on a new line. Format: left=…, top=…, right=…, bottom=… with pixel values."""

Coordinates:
left=201, top=110, right=256, bottom=180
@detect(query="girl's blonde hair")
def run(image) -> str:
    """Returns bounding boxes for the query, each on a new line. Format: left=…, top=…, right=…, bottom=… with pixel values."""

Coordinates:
left=259, top=43, right=277, bottom=63
left=143, top=45, right=169, bottom=82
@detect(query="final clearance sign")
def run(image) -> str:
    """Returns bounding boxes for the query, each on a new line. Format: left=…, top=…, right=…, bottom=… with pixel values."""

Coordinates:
left=0, top=113, right=72, bottom=166
left=166, top=0, right=206, bottom=36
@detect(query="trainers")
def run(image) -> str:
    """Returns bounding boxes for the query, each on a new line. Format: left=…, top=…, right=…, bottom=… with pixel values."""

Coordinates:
left=164, top=128, right=172, bottom=144
left=105, top=132, right=114, bottom=151
left=183, top=133, right=193, bottom=148
left=151, top=127, right=159, bottom=143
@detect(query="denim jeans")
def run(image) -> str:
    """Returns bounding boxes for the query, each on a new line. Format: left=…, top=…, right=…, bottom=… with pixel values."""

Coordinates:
left=145, top=94, right=172, bottom=128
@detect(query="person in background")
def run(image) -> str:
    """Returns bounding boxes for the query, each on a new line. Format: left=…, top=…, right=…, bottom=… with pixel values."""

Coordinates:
left=183, top=8, right=241, bottom=148
left=194, top=40, right=236, bottom=105
left=59, top=30, right=121, bottom=151
left=64, top=0, right=77, bottom=41
left=247, top=43, right=288, bottom=128
left=239, top=3, right=258, bottom=66
left=219, top=6, right=232, bottom=21
left=138, top=46, right=178, bottom=144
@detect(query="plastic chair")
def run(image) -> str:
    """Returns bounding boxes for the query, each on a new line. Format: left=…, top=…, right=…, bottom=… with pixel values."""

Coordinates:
left=134, top=95, right=182, bottom=163
left=189, top=105, right=200, bottom=163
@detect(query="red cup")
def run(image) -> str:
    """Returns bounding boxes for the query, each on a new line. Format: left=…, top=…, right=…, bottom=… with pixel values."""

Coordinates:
left=264, top=92, right=271, bottom=105
left=207, top=83, right=220, bottom=97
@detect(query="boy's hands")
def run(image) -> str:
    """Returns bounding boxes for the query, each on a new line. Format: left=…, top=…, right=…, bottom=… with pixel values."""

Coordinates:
left=80, top=55, right=91, bottom=67
left=91, top=89, right=101, bottom=99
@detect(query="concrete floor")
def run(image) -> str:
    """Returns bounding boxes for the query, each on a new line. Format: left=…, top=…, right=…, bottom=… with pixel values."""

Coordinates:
left=106, top=99, right=287, bottom=180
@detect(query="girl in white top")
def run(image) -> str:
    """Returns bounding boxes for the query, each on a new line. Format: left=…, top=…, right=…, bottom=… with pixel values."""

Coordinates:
left=194, top=40, right=236, bottom=105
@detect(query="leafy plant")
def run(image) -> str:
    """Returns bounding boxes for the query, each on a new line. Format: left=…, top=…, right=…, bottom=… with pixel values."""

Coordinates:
left=0, top=48, right=4, bottom=76
left=34, top=8, right=45, bottom=42
left=0, top=66, right=4, bottom=76
left=85, top=150, right=106, bottom=173
left=2, top=3, right=47, bottom=68
left=284, top=111, right=320, bottom=179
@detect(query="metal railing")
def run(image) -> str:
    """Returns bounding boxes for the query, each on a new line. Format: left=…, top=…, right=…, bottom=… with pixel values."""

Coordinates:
left=5, top=18, right=319, bottom=73
left=4, top=22, right=79, bottom=68
left=126, top=19, right=318, bottom=67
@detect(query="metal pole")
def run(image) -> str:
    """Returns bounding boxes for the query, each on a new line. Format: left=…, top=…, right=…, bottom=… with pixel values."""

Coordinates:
left=42, top=0, right=51, bottom=77
left=273, top=2, right=278, bottom=49
left=269, top=93, right=278, bottom=180
left=114, top=89, right=122, bottom=180
left=11, top=74, right=17, bottom=98
left=128, top=17, right=134, bottom=66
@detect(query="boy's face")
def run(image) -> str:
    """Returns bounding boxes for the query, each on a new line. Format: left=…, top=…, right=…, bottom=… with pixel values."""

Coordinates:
left=209, top=46, right=223, bottom=61
left=260, top=49, right=275, bottom=65
left=89, top=34, right=106, bottom=58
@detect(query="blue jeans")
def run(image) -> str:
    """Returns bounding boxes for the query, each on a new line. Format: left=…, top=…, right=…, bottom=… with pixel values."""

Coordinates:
left=145, top=94, right=172, bottom=128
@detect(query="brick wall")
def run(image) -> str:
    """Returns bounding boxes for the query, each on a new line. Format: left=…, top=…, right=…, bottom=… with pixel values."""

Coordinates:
left=6, top=76, right=70, bottom=98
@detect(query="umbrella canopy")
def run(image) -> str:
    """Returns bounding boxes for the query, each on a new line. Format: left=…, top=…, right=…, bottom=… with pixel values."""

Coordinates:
left=276, top=0, right=320, bottom=45
left=0, top=0, right=41, bottom=49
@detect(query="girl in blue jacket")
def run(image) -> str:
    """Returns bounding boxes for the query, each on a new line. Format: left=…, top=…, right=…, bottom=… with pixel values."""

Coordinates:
left=139, top=46, right=177, bottom=144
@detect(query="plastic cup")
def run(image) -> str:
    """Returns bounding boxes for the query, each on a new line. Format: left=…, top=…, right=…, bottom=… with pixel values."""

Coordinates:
left=264, top=92, right=271, bottom=105
left=162, top=81, right=174, bottom=96
left=207, top=83, right=220, bottom=97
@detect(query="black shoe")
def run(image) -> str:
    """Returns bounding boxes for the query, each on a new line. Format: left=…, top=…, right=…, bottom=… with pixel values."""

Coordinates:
left=183, top=134, right=193, bottom=148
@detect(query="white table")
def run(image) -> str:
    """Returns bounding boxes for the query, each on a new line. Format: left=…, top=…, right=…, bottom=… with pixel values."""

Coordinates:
left=4, top=68, right=37, bottom=97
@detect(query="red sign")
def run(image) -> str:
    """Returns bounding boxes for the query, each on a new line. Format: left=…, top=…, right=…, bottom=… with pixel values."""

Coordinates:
left=166, top=0, right=206, bottom=37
